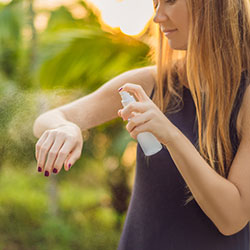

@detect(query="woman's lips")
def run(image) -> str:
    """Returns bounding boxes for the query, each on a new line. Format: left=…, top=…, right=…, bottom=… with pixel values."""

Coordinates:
left=163, top=29, right=177, bottom=37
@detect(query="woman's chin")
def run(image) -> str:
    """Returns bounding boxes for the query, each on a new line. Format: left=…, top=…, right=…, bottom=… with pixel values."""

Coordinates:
left=168, top=41, right=187, bottom=51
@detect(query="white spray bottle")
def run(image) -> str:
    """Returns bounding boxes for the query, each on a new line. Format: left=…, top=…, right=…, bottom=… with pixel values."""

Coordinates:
left=119, top=91, right=162, bottom=156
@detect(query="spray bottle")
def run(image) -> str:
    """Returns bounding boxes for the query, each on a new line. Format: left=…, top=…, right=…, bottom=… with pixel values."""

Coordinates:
left=119, top=91, right=162, bottom=156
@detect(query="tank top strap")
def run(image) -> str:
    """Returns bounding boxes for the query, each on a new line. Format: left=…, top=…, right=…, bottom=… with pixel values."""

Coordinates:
left=230, top=70, right=249, bottom=156
left=149, top=85, right=155, bottom=100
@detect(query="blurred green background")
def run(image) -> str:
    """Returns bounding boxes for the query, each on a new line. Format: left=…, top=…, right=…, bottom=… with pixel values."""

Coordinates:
left=0, top=0, right=156, bottom=249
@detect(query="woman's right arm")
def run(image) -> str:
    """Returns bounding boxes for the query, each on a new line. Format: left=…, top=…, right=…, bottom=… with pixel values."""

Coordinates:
left=33, top=65, right=156, bottom=175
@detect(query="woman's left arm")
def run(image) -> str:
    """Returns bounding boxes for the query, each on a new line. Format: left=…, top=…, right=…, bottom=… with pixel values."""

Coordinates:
left=118, top=83, right=250, bottom=236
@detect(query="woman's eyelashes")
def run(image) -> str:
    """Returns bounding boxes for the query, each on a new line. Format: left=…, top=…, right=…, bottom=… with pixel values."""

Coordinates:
left=153, top=0, right=158, bottom=9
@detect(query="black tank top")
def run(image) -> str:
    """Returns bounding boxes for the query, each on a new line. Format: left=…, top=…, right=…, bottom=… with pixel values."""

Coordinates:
left=117, top=71, right=250, bottom=250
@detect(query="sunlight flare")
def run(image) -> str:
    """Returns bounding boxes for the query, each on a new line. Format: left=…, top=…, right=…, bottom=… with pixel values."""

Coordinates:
left=86, top=0, right=154, bottom=36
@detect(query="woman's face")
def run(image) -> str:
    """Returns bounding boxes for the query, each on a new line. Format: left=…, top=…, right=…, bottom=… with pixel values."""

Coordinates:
left=153, top=0, right=189, bottom=50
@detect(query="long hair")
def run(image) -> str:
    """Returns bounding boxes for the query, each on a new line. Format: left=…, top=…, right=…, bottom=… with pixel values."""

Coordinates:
left=149, top=0, right=250, bottom=204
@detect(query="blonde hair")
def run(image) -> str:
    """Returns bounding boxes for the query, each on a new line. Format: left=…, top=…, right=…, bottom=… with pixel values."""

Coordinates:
left=149, top=0, right=250, bottom=204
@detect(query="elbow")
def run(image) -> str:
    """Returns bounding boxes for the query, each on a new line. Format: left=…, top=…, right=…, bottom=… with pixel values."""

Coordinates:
left=219, top=227, right=239, bottom=236
left=217, top=217, right=249, bottom=236
left=219, top=227, right=246, bottom=237
left=215, top=199, right=250, bottom=236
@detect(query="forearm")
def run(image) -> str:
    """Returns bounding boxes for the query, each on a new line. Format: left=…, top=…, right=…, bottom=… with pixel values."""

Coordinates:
left=33, top=66, right=157, bottom=140
left=33, top=109, right=80, bottom=138
left=165, top=126, right=248, bottom=236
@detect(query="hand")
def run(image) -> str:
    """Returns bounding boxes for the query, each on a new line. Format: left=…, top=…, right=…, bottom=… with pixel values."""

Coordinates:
left=117, top=83, right=177, bottom=145
left=35, top=123, right=83, bottom=177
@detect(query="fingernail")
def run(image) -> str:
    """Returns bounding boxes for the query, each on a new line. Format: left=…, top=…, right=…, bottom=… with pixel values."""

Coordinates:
left=118, top=87, right=123, bottom=92
left=68, top=163, right=71, bottom=169
left=53, top=168, right=58, bottom=174
left=45, top=171, right=49, bottom=177
left=38, top=166, right=42, bottom=172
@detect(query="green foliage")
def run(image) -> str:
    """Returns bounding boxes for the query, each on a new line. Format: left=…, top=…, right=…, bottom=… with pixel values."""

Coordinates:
left=37, top=5, right=150, bottom=92
left=0, top=0, right=153, bottom=248
left=0, top=85, right=39, bottom=165
left=0, top=167, right=121, bottom=250
left=0, top=1, right=24, bottom=79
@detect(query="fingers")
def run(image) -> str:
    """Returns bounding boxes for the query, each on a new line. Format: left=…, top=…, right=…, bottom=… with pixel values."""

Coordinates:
left=63, top=147, right=82, bottom=172
left=126, top=111, right=151, bottom=134
left=36, top=127, right=82, bottom=176
left=118, top=102, right=149, bottom=121
left=130, top=121, right=151, bottom=140
left=126, top=111, right=153, bottom=140
left=44, top=137, right=77, bottom=176
left=42, top=136, right=67, bottom=176
left=35, top=131, right=49, bottom=162
left=117, top=83, right=154, bottom=121
left=36, top=132, right=55, bottom=174
left=118, top=83, right=150, bottom=102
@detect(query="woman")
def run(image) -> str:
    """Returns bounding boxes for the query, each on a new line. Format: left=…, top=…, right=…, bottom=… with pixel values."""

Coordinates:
left=33, top=0, right=250, bottom=249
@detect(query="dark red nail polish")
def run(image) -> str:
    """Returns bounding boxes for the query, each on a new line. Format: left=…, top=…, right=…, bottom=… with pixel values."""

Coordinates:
left=45, top=171, right=49, bottom=177
left=53, top=168, right=58, bottom=174
left=118, top=87, right=123, bottom=92
left=38, top=167, right=42, bottom=172
left=68, top=163, right=71, bottom=169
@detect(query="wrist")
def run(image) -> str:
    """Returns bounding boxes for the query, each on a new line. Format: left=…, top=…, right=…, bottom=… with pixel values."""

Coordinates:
left=163, top=122, right=181, bottom=148
left=58, top=122, right=80, bottom=130
left=59, top=122, right=89, bottom=141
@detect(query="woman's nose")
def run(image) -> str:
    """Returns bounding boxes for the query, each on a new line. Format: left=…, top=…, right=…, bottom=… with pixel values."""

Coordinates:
left=153, top=8, right=168, bottom=23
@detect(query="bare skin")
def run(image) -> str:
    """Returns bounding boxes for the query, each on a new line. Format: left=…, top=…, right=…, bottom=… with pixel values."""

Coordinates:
left=153, top=0, right=189, bottom=50
left=33, top=1, right=249, bottom=236
left=33, top=66, right=156, bottom=176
